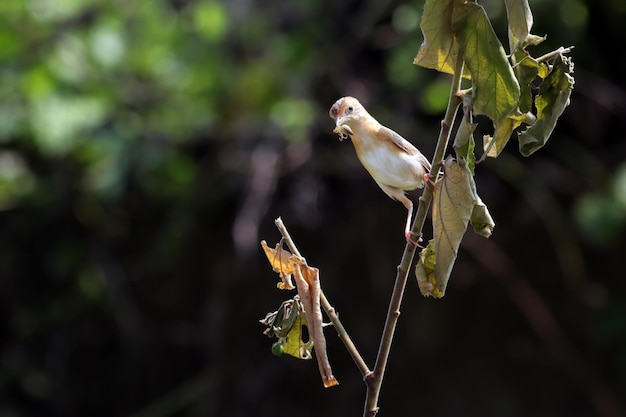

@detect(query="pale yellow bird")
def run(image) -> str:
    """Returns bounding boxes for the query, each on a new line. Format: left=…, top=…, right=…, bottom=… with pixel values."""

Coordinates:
left=329, top=96, right=431, bottom=241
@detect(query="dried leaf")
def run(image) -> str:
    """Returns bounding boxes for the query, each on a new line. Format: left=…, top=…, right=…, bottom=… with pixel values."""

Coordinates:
left=290, top=256, right=338, bottom=388
left=514, top=54, right=550, bottom=114
left=518, top=53, right=574, bottom=156
left=280, top=307, right=313, bottom=359
left=471, top=195, right=495, bottom=238
left=505, top=0, right=533, bottom=52
left=419, top=157, right=495, bottom=297
left=260, top=240, right=296, bottom=290
left=415, top=240, right=440, bottom=297
left=429, top=156, right=475, bottom=297
left=260, top=297, right=313, bottom=360
left=482, top=111, right=526, bottom=158
left=452, top=109, right=477, bottom=174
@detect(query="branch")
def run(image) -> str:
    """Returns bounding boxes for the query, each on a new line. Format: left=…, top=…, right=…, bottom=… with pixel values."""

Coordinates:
left=274, top=217, right=372, bottom=379
left=363, top=55, right=465, bottom=417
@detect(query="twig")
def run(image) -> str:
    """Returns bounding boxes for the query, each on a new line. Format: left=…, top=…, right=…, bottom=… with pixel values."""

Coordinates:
left=363, top=55, right=465, bottom=417
left=274, top=217, right=372, bottom=379
left=536, top=46, right=574, bottom=63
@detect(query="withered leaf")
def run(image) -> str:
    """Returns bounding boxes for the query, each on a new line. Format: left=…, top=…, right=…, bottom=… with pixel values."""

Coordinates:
left=260, top=240, right=296, bottom=290
left=290, top=256, right=339, bottom=388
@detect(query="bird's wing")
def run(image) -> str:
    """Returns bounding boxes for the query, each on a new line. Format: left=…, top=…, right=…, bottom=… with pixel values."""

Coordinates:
left=378, top=125, right=431, bottom=171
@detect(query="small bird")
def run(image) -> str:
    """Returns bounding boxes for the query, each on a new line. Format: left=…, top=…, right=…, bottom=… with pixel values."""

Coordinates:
left=329, top=96, right=431, bottom=241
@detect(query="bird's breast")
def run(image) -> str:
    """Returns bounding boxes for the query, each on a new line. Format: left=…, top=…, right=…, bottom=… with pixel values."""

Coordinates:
left=351, top=133, right=425, bottom=190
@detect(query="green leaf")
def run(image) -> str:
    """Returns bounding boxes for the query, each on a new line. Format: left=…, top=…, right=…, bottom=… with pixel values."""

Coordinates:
left=415, top=240, right=439, bottom=297
left=453, top=2, right=520, bottom=125
left=483, top=111, right=526, bottom=158
left=518, top=54, right=574, bottom=156
left=514, top=54, right=550, bottom=113
left=417, top=156, right=495, bottom=297
left=505, top=0, right=533, bottom=52
left=414, top=0, right=469, bottom=77
left=260, top=297, right=314, bottom=360
left=427, top=156, right=476, bottom=298
left=452, top=109, right=477, bottom=174
left=471, top=195, right=495, bottom=238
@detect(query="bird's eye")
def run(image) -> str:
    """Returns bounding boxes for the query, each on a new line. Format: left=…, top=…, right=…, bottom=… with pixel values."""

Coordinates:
left=346, top=105, right=354, bottom=114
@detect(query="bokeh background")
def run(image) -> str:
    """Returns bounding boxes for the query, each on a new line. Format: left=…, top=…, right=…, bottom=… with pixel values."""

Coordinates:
left=1, top=0, right=625, bottom=416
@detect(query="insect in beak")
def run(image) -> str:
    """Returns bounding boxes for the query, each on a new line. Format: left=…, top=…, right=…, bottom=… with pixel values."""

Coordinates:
left=333, top=124, right=353, bottom=141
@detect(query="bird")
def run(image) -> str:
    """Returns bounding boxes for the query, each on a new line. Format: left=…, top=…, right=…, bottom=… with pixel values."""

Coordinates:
left=329, top=96, right=431, bottom=242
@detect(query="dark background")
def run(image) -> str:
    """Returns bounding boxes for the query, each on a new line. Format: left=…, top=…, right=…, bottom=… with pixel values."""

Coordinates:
left=1, top=0, right=625, bottom=416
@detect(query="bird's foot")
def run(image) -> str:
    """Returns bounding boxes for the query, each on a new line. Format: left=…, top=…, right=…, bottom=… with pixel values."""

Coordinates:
left=424, top=173, right=437, bottom=188
left=405, top=231, right=423, bottom=248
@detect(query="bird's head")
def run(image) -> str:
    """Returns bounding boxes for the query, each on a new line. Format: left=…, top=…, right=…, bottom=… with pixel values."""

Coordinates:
left=329, top=96, right=366, bottom=140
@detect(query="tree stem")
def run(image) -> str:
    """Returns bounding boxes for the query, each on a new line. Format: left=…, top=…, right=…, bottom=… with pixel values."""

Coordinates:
left=363, top=56, right=465, bottom=417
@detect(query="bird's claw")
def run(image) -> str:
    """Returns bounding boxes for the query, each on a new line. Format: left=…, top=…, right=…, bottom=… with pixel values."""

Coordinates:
left=405, top=231, right=424, bottom=248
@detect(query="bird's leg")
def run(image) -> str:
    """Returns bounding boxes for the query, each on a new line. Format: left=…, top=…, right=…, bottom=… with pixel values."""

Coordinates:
left=399, top=196, right=421, bottom=246
left=424, top=172, right=437, bottom=188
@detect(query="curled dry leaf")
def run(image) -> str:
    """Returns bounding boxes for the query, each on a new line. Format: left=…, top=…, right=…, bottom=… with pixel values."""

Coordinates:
left=417, top=156, right=495, bottom=297
left=259, top=297, right=314, bottom=360
left=471, top=195, right=495, bottom=238
left=290, top=256, right=339, bottom=388
left=260, top=240, right=296, bottom=290
left=415, top=240, right=440, bottom=297
left=259, top=239, right=338, bottom=388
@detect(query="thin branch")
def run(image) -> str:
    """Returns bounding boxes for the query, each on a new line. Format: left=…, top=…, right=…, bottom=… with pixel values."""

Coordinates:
left=363, top=55, right=465, bottom=417
left=274, top=217, right=372, bottom=379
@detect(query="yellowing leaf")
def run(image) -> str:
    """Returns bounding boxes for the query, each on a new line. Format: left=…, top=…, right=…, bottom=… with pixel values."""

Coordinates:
left=414, top=0, right=470, bottom=78
left=281, top=308, right=314, bottom=360
left=429, top=156, right=475, bottom=297
left=471, top=195, right=495, bottom=238
left=483, top=111, right=526, bottom=158
left=505, top=0, right=533, bottom=52
left=260, top=240, right=295, bottom=290
left=421, top=157, right=495, bottom=297
left=454, top=2, right=520, bottom=125
left=260, top=297, right=313, bottom=360
left=452, top=109, right=477, bottom=174
left=415, top=240, right=441, bottom=297
left=514, top=54, right=550, bottom=114
left=518, top=53, right=574, bottom=156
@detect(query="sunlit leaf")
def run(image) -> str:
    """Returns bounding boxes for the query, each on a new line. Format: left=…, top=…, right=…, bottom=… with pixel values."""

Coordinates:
left=260, top=240, right=295, bottom=289
left=280, top=308, right=313, bottom=359
left=453, top=2, right=520, bottom=125
left=518, top=54, right=574, bottom=156
left=505, top=0, right=533, bottom=52
left=260, top=297, right=313, bottom=359
left=414, top=0, right=470, bottom=77
left=483, top=111, right=526, bottom=158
